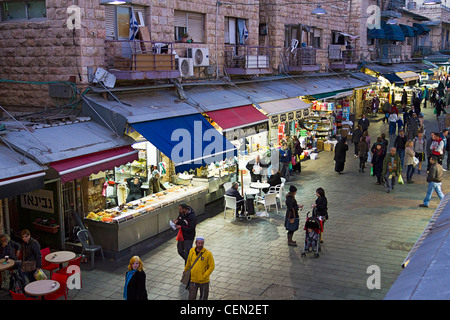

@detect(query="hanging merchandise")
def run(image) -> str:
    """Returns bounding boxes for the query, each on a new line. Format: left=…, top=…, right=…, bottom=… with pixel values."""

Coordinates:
left=158, top=162, right=166, bottom=175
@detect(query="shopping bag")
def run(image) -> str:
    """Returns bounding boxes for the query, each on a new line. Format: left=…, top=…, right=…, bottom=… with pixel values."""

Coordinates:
left=370, top=167, right=374, bottom=176
left=413, top=157, right=419, bottom=167
left=291, top=156, right=296, bottom=166
left=398, top=175, right=404, bottom=185
left=34, top=268, right=47, bottom=281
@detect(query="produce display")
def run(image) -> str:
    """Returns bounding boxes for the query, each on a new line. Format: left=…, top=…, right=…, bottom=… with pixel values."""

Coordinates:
left=85, top=184, right=207, bottom=224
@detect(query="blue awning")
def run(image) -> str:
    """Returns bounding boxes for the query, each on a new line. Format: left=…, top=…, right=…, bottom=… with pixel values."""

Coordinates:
left=413, top=23, right=431, bottom=35
left=382, top=23, right=405, bottom=41
left=399, top=24, right=415, bottom=37
left=131, top=114, right=237, bottom=172
left=367, top=27, right=385, bottom=39
left=382, top=73, right=406, bottom=86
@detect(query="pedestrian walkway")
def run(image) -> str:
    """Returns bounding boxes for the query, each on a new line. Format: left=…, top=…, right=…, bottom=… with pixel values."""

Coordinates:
left=1, top=108, right=447, bottom=300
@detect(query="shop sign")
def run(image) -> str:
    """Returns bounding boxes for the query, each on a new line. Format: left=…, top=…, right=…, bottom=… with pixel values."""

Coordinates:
left=21, top=189, right=54, bottom=214
left=224, top=121, right=269, bottom=140
left=270, top=108, right=310, bottom=127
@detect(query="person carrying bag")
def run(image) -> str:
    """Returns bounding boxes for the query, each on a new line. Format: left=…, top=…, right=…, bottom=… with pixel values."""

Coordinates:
left=285, top=185, right=302, bottom=246
left=181, top=251, right=203, bottom=285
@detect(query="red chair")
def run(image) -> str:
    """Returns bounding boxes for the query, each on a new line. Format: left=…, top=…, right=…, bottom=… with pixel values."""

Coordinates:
left=40, top=247, right=59, bottom=277
left=46, top=273, right=68, bottom=300
left=10, top=290, right=37, bottom=300
left=56, top=256, right=82, bottom=288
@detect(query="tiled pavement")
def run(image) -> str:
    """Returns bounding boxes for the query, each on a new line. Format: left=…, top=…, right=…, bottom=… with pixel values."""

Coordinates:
left=1, top=107, right=448, bottom=301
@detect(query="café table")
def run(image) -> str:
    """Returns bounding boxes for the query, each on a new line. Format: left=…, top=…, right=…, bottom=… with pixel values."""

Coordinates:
left=249, top=182, right=270, bottom=197
left=45, top=251, right=76, bottom=269
left=24, top=279, right=60, bottom=300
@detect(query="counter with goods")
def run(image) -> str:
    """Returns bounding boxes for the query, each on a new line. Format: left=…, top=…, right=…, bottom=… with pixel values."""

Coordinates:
left=83, top=184, right=208, bottom=253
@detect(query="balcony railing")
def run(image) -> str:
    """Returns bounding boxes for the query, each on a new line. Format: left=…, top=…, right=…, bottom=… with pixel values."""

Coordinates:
left=104, top=40, right=180, bottom=80
left=224, top=45, right=272, bottom=75
left=413, top=45, right=432, bottom=57
left=377, top=44, right=402, bottom=62
left=282, top=47, right=320, bottom=72
left=328, top=45, right=357, bottom=69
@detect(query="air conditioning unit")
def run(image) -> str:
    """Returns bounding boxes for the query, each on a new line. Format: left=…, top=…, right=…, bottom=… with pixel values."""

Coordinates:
left=187, top=47, right=210, bottom=66
left=177, top=58, right=194, bottom=77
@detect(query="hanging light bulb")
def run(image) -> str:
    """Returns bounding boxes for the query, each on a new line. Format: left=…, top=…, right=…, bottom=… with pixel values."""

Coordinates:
left=387, top=18, right=397, bottom=25
left=311, top=5, right=327, bottom=15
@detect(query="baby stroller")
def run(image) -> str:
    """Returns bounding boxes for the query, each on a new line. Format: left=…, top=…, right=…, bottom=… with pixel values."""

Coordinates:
left=301, top=211, right=323, bottom=258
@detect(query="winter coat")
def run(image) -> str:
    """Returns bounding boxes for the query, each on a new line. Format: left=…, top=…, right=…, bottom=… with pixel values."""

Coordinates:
left=371, top=148, right=385, bottom=176
left=125, top=270, right=148, bottom=300
left=21, top=237, right=41, bottom=269
left=334, top=140, right=349, bottom=163
left=352, top=128, right=363, bottom=144
left=184, top=247, right=215, bottom=284
left=404, top=146, right=415, bottom=166
left=175, top=206, right=197, bottom=241
left=357, top=140, right=369, bottom=158
left=382, top=152, right=402, bottom=177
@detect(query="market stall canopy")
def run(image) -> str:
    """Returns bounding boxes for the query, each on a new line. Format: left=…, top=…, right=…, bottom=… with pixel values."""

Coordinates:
left=205, top=104, right=269, bottom=141
left=310, top=89, right=354, bottom=100
left=362, top=62, right=432, bottom=75
left=49, top=146, right=138, bottom=184
left=258, top=98, right=311, bottom=126
left=1, top=120, right=136, bottom=165
left=0, top=143, right=47, bottom=198
left=131, top=114, right=237, bottom=173
left=396, top=71, right=420, bottom=82
left=367, top=27, right=385, bottom=39
left=413, top=23, right=430, bottom=35
left=381, top=73, right=406, bottom=86
left=399, top=24, right=415, bottom=37
left=381, top=22, right=405, bottom=41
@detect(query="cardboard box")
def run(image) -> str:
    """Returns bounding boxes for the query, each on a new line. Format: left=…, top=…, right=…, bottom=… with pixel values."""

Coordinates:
left=317, top=140, right=324, bottom=150
left=324, top=142, right=334, bottom=151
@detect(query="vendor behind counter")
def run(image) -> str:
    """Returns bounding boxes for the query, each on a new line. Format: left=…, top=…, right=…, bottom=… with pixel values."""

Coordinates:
left=149, top=170, right=166, bottom=194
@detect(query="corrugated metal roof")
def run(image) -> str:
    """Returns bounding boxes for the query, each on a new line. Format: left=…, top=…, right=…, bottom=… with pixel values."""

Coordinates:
left=384, top=194, right=450, bottom=300
left=0, top=143, right=47, bottom=180
left=2, top=120, right=136, bottom=164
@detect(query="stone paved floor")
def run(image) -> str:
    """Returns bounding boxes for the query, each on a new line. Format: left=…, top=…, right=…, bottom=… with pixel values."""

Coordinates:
left=1, top=107, right=448, bottom=301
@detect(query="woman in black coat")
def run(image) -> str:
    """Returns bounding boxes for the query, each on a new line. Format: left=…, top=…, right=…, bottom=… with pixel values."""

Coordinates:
left=334, top=137, right=349, bottom=174
left=285, top=185, right=303, bottom=246
left=371, top=143, right=386, bottom=185
left=312, top=188, right=328, bottom=243
left=124, top=256, right=148, bottom=300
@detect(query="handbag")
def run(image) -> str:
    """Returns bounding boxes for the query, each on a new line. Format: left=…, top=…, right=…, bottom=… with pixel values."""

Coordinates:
left=181, top=251, right=204, bottom=285
left=285, top=218, right=299, bottom=231
left=22, top=260, right=36, bottom=273
left=398, top=175, right=404, bottom=185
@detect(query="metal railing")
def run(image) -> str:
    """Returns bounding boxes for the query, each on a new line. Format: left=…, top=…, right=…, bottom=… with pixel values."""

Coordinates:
left=287, top=47, right=317, bottom=66
left=224, top=45, right=271, bottom=69
left=328, top=45, right=356, bottom=64
left=413, top=45, right=432, bottom=57
left=375, top=44, right=402, bottom=61
left=104, top=40, right=177, bottom=72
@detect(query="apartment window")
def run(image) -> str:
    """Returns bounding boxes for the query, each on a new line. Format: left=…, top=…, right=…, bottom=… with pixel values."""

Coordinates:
left=331, top=31, right=346, bottom=45
left=1, top=1, right=46, bottom=22
left=105, top=5, right=146, bottom=40
left=225, top=17, right=249, bottom=45
left=310, top=28, right=321, bottom=48
left=174, top=10, right=205, bottom=43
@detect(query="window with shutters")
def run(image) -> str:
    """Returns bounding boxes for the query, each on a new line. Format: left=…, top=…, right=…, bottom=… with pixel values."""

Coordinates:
left=310, top=28, right=321, bottom=48
left=0, top=1, right=46, bottom=22
left=174, top=10, right=205, bottom=43
left=105, top=4, right=146, bottom=40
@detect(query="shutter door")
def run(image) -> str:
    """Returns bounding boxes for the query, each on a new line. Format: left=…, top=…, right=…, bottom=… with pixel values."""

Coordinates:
left=133, top=6, right=145, bottom=26
left=105, top=5, right=115, bottom=39
left=224, top=17, right=229, bottom=44
left=188, top=12, right=204, bottom=43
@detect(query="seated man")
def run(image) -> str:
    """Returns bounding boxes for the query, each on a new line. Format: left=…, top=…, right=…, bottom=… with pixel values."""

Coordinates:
left=225, top=182, right=245, bottom=218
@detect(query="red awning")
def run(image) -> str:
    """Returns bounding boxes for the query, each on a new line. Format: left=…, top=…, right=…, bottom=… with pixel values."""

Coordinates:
left=50, top=145, right=138, bottom=183
left=205, top=105, right=268, bottom=131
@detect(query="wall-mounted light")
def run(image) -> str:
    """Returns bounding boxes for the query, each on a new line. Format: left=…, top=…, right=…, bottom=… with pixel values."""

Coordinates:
left=387, top=18, right=397, bottom=25
left=100, top=0, right=131, bottom=5
left=311, top=5, right=327, bottom=16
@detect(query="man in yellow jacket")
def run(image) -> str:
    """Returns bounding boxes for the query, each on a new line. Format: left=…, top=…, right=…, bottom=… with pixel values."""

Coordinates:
left=183, top=236, right=215, bottom=300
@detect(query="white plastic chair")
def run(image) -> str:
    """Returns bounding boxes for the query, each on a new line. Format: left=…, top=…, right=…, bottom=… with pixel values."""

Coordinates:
left=224, top=195, right=237, bottom=219
left=223, top=182, right=233, bottom=192
left=257, top=192, right=278, bottom=214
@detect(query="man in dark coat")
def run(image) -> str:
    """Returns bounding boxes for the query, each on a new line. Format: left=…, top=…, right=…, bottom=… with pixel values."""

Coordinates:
left=173, top=203, right=197, bottom=264
left=352, top=125, right=363, bottom=158
left=225, top=182, right=245, bottom=218
left=357, top=114, right=370, bottom=133
left=263, top=168, right=282, bottom=194
left=334, top=137, right=349, bottom=174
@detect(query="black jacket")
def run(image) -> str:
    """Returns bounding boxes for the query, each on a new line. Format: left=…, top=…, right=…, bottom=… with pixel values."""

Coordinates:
left=334, top=141, right=349, bottom=163
left=225, top=187, right=244, bottom=202
left=314, top=196, right=328, bottom=219
left=21, top=237, right=41, bottom=269
left=285, top=193, right=299, bottom=220
left=352, top=128, right=363, bottom=144
left=394, top=135, right=407, bottom=151
left=125, top=270, right=148, bottom=300
left=267, top=173, right=282, bottom=188
left=0, top=239, right=20, bottom=260
left=175, top=206, right=197, bottom=241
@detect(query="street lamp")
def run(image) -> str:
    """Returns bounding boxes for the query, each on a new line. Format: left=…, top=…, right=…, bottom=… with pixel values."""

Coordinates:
left=311, top=5, right=327, bottom=15
left=100, top=0, right=131, bottom=5
left=387, top=18, right=398, bottom=25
